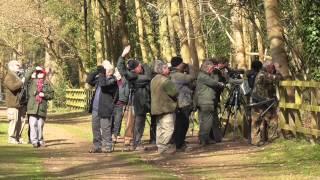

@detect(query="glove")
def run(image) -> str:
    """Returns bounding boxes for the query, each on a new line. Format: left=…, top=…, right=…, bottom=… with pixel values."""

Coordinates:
left=97, top=65, right=106, bottom=74
left=35, top=66, right=43, bottom=71
left=38, top=92, right=45, bottom=97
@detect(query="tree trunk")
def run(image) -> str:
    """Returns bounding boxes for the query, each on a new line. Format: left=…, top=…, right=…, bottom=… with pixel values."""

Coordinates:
left=158, top=1, right=172, bottom=62
left=242, top=11, right=252, bottom=70
left=44, top=42, right=59, bottom=86
left=79, top=0, right=90, bottom=88
left=119, top=0, right=129, bottom=47
left=255, top=15, right=265, bottom=61
left=187, top=0, right=206, bottom=64
left=167, top=1, right=177, bottom=57
left=135, top=0, right=148, bottom=63
left=264, top=0, right=290, bottom=79
left=143, top=7, right=159, bottom=60
left=230, top=1, right=246, bottom=69
left=170, top=0, right=192, bottom=64
left=91, top=0, right=104, bottom=65
left=183, top=0, right=199, bottom=70
left=103, top=0, right=113, bottom=62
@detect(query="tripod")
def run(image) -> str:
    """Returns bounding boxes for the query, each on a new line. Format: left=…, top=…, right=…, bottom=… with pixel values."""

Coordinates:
left=220, top=78, right=247, bottom=139
left=246, top=97, right=279, bottom=144
left=112, top=88, right=134, bottom=151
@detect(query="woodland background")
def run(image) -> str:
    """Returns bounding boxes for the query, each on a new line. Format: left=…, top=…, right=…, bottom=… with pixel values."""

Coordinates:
left=0, top=0, right=319, bottom=106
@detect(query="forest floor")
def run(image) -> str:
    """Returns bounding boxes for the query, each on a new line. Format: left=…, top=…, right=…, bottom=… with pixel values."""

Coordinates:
left=1, top=108, right=320, bottom=179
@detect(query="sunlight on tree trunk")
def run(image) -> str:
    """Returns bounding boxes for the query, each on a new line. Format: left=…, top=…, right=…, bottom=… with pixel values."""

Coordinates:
left=143, top=7, right=159, bottom=60
left=255, top=15, right=265, bottom=61
left=171, top=0, right=192, bottom=64
left=91, top=0, right=104, bottom=65
left=264, top=0, right=290, bottom=79
left=230, top=1, right=246, bottom=69
left=135, top=0, right=148, bottom=63
left=187, top=0, right=206, bottom=64
left=167, top=1, right=177, bottom=57
left=159, top=1, right=172, bottom=62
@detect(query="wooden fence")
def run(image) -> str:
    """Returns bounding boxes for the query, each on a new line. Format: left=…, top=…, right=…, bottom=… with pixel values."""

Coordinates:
left=278, top=81, right=320, bottom=138
left=65, top=89, right=94, bottom=111
left=65, top=80, right=320, bottom=138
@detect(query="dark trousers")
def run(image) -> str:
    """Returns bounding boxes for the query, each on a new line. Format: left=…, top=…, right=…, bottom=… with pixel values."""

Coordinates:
left=134, top=114, right=146, bottom=147
left=198, top=105, right=222, bottom=144
left=173, top=106, right=192, bottom=149
left=150, top=115, right=157, bottom=143
left=112, top=105, right=124, bottom=136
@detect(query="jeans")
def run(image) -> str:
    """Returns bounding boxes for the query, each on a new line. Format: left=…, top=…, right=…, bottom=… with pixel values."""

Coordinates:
left=29, top=115, right=45, bottom=145
left=112, top=105, right=124, bottom=136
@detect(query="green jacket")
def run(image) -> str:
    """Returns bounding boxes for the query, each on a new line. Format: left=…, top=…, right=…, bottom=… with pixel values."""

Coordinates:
left=3, top=71, right=23, bottom=108
left=151, top=74, right=178, bottom=115
left=195, top=71, right=222, bottom=106
left=26, top=75, right=54, bottom=118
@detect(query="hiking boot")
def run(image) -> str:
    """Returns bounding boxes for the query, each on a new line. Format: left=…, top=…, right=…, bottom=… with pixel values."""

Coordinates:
left=89, top=148, right=102, bottom=153
left=102, top=147, right=113, bottom=153
left=33, top=143, right=39, bottom=148
left=177, top=144, right=192, bottom=152
left=133, top=145, right=145, bottom=152
left=123, top=145, right=133, bottom=151
left=18, top=138, right=26, bottom=144
left=159, top=145, right=176, bottom=155
left=38, top=142, right=46, bottom=148
left=8, top=138, right=19, bottom=144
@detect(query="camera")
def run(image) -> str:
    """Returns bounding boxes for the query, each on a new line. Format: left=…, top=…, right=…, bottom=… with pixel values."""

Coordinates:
left=17, top=69, right=25, bottom=78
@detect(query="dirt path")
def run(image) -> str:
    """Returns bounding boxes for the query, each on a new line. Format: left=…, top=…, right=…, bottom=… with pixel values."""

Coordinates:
left=2, top=108, right=315, bottom=179
left=41, top=113, right=177, bottom=179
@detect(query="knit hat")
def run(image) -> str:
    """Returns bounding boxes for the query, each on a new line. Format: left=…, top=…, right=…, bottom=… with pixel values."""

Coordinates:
left=171, top=56, right=183, bottom=67
left=127, top=59, right=140, bottom=70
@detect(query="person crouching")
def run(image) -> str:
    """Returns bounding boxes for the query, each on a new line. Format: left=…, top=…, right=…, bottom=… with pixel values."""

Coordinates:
left=151, top=60, right=178, bottom=154
left=86, top=60, right=118, bottom=153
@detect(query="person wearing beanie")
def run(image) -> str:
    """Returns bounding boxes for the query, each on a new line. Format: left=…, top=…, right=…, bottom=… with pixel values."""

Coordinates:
left=169, top=56, right=196, bottom=151
left=117, top=45, right=152, bottom=151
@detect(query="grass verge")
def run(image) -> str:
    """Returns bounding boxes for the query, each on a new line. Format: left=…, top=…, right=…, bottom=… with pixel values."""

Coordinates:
left=0, top=122, right=44, bottom=179
left=250, top=139, right=320, bottom=177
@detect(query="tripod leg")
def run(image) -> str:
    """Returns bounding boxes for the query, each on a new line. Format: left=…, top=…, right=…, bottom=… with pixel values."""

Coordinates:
left=223, top=108, right=232, bottom=137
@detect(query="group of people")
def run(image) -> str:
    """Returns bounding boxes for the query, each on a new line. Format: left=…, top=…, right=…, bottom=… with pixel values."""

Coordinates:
left=4, top=60, right=54, bottom=148
left=86, top=45, right=282, bottom=155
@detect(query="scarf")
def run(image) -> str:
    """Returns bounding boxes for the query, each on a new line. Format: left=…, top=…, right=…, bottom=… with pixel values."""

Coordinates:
left=32, top=70, right=46, bottom=104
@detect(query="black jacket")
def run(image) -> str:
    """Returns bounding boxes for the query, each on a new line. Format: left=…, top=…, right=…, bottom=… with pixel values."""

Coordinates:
left=117, top=56, right=151, bottom=116
left=86, top=71, right=118, bottom=118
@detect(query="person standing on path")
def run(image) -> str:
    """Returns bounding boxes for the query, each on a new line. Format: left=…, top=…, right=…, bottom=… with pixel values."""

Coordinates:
left=87, top=60, right=118, bottom=153
left=117, top=45, right=152, bottom=151
left=4, top=60, right=25, bottom=144
left=194, top=59, right=225, bottom=146
left=169, top=57, right=196, bottom=151
left=151, top=60, right=178, bottom=154
left=25, top=66, right=54, bottom=148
